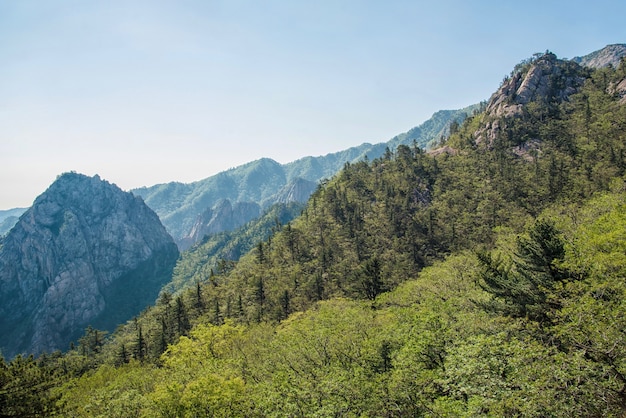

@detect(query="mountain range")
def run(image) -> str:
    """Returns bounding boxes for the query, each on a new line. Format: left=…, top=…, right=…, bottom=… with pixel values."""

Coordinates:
left=0, top=97, right=477, bottom=358
left=11, top=42, right=626, bottom=416
left=0, top=106, right=477, bottom=250
left=3, top=43, right=626, bottom=416
left=0, top=43, right=624, bottom=360
left=132, top=105, right=479, bottom=249
left=2, top=45, right=625, bottom=249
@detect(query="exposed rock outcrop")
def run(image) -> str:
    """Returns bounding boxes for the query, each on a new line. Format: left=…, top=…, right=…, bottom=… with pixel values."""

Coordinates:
left=609, top=77, right=626, bottom=104
left=427, top=145, right=458, bottom=157
left=0, top=173, right=179, bottom=358
left=476, top=53, right=587, bottom=146
left=274, top=178, right=318, bottom=204
left=485, top=52, right=586, bottom=119
left=180, top=200, right=261, bottom=250
left=572, top=44, right=626, bottom=69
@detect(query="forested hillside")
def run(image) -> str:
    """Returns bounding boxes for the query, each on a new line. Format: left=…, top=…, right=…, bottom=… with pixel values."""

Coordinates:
left=163, top=202, right=305, bottom=297
left=3, top=52, right=626, bottom=417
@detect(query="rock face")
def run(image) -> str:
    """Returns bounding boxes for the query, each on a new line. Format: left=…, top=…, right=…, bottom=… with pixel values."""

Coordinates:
left=180, top=200, right=262, bottom=250
left=485, top=52, right=586, bottom=119
left=0, top=173, right=179, bottom=358
left=572, top=44, right=626, bottom=69
left=274, top=178, right=318, bottom=204
left=476, top=52, right=587, bottom=146
left=607, top=76, right=626, bottom=105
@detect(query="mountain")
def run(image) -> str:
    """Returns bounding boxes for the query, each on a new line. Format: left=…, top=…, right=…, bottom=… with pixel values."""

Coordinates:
left=0, top=208, right=27, bottom=236
left=477, top=51, right=588, bottom=145
left=163, top=201, right=305, bottom=296
left=124, top=46, right=626, bottom=352
left=47, top=47, right=626, bottom=417
left=572, top=43, right=626, bottom=68
left=134, top=105, right=478, bottom=248
left=0, top=172, right=179, bottom=358
left=387, top=107, right=480, bottom=149
left=180, top=200, right=262, bottom=249
left=7, top=45, right=626, bottom=417
left=133, top=158, right=288, bottom=250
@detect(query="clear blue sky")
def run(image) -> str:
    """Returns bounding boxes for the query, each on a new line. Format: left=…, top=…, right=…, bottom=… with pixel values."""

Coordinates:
left=1, top=0, right=624, bottom=209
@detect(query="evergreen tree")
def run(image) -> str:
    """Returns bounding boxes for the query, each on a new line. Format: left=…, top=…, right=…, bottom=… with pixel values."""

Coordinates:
left=478, top=219, right=571, bottom=321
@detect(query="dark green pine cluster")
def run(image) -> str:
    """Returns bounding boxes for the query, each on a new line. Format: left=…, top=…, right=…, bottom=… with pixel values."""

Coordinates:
left=3, top=55, right=626, bottom=417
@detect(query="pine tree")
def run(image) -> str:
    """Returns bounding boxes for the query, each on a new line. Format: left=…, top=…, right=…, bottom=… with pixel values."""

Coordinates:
left=478, top=219, right=571, bottom=321
left=134, top=325, right=146, bottom=361
left=212, top=298, right=223, bottom=325
left=279, top=290, right=291, bottom=320
left=175, top=296, right=190, bottom=336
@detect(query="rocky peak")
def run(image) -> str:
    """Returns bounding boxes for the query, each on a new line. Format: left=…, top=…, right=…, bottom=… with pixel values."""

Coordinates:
left=0, top=172, right=179, bottom=357
left=485, top=52, right=586, bottom=118
left=572, top=44, right=626, bottom=69
left=476, top=52, right=587, bottom=146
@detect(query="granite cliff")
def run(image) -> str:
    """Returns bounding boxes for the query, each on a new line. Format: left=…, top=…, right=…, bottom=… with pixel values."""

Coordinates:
left=180, top=200, right=262, bottom=249
left=475, top=45, right=626, bottom=147
left=474, top=52, right=587, bottom=147
left=572, top=43, right=626, bottom=69
left=0, top=173, right=179, bottom=358
left=484, top=52, right=586, bottom=120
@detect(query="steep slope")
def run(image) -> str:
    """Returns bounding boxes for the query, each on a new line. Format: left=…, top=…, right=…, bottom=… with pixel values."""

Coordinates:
left=192, top=50, right=626, bottom=325
left=180, top=200, right=262, bottom=249
left=164, top=201, right=305, bottom=296
left=571, top=43, right=626, bottom=68
left=133, top=158, right=284, bottom=248
left=0, top=216, right=19, bottom=237
left=134, top=105, right=477, bottom=247
left=273, top=178, right=318, bottom=204
left=386, top=107, right=482, bottom=149
left=0, top=173, right=179, bottom=358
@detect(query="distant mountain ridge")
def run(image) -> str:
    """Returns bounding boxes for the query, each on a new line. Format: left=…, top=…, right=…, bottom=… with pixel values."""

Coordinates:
left=2, top=45, right=624, bottom=247
left=0, top=207, right=27, bottom=224
left=572, top=43, right=626, bottom=68
left=0, top=208, right=27, bottom=236
left=0, top=173, right=179, bottom=357
left=133, top=105, right=479, bottom=248
left=0, top=106, right=478, bottom=246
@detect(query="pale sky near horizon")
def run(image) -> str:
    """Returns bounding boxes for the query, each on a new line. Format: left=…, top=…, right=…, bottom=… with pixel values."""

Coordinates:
left=1, top=0, right=625, bottom=209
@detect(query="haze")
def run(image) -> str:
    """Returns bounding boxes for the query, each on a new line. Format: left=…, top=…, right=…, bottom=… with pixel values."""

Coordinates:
left=1, top=0, right=624, bottom=209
